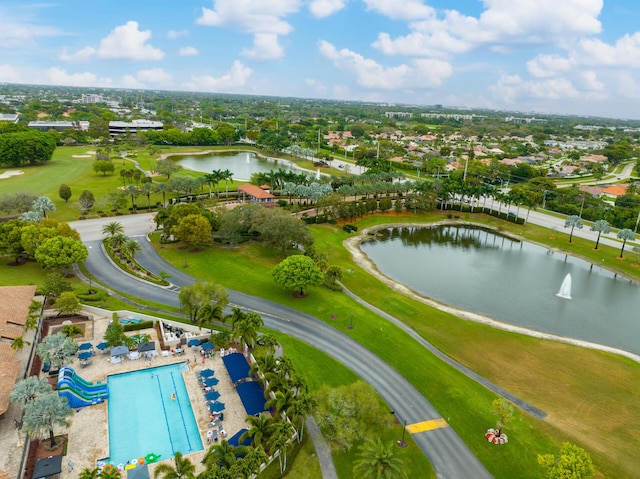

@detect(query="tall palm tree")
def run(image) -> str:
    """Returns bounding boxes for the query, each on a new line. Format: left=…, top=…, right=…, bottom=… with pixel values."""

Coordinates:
left=154, top=182, right=170, bottom=208
left=125, top=184, right=140, bottom=211
left=221, top=169, right=233, bottom=199
left=240, top=413, right=275, bottom=449
left=256, top=334, right=280, bottom=355
left=590, top=219, right=611, bottom=250
left=353, top=438, right=407, bottom=479
left=211, top=169, right=224, bottom=198
left=564, top=215, right=583, bottom=243
left=110, top=233, right=128, bottom=252
left=269, top=421, right=294, bottom=473
left=203, top=173, right=217, bottom=198
left=102, top=221, right=124, bottom=238
left=289, top=392, right=317, bottom=442
left=140, top=182, right=155, bottom=210
left=154, top=452, right=195, bottom=479
left=617, top=228, right=635, bottom=258
left=250, top=353, right=278, bottom=377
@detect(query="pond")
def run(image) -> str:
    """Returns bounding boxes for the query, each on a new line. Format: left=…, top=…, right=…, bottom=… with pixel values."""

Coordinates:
left=172, top=151, right=298, bottom=180
left=360, top=225, right=640, bottom=355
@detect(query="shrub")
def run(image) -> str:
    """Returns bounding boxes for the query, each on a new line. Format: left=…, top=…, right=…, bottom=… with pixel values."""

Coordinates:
left=123, top=321, right=154, bottom=332
left=342, top=224, right=358, bottom=233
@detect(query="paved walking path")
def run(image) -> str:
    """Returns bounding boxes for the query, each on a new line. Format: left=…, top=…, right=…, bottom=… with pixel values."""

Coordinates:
left=306, top=417, right=338, bottom=479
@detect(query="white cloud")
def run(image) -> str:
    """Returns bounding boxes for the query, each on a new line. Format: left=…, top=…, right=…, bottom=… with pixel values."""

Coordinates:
left=373, top=0, right=603, bottom=57
left=242, top=34, right=283, bottom=60
left=0, top=7, right=63, bottom=48
left=305, top=78, right=328, bottom=94
left=137, top=68, right=173, bottom=86
left=121, top=74, right=145, bottom=89
left=318, top=40, right=452, bottom=89
left=98, top=21, right=163, bottom=60
left=364, top=0, right=434, bottom=21
left=167, top=29, right=188, bottom=39
left=309, top=0, right=347, bottom=19
left=578, top=70, right=604, bottom=92
left=527, top=54, right=573, bottom=78
left=184, top=60, right=253, bottom=92
left=45, top=67, right=113, bottom=87
left=0, top=64, right=24, bottom=83
left=197, top=0, right=299, bottom=60
left=489, top=74, right=579, bottom=104
left=61, top=21, right=163, bottom=62
left=179, top=46, right=199, bottom=56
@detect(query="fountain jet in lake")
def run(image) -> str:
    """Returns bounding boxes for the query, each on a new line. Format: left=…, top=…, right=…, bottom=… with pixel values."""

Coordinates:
left=556, top=273, right=572, bottom=299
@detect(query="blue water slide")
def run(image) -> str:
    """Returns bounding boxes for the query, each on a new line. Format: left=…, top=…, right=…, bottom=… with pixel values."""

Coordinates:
left=58, top=366, right=108, bottom=395
left=58, top=385, right=106, bottom=408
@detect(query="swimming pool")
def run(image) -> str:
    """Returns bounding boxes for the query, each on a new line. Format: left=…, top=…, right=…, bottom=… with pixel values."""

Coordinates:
left=107, top=363, right=203, bottom=466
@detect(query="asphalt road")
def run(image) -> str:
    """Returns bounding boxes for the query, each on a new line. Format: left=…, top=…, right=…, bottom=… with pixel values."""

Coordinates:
left=74, top=216, right=492, bottom=479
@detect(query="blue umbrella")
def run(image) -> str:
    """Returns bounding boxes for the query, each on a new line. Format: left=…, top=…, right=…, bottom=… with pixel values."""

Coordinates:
left=209, top=401, right=225, bottom=413
left=96, top=342, right=108, bottom=350
left=78, top=343, right=93, bottom=351
left=188, top=339, right=200, bottom=347
left=78, top=351, right=93, bottom=360
left=205, top=391, right=220, bottom=401
left=201, top=342, right=214, bottom=350
left=200, top=368, right=214, bottom=378
left=204, top=377, right=219, bottom=387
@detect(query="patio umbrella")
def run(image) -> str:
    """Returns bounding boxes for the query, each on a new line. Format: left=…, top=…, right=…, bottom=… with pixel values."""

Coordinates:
left=78, top=343, right=93, bottom=351
left=204, top=377, right=219, bottom=387
left=200, top=368, right=214, bottom=378
left=188, top=339, right=200, bottom=347
left=78, top=351, right=93, bottom=360
left=201, top=342, right=214, bottom=350
left=96, top=342, right=108, bottom=350
left=209, top=401, right=225, bottom=413
left=205, top=391, right=220, bottom=401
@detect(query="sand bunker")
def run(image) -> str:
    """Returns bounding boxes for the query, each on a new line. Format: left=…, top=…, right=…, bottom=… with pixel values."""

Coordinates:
left=0, top=170, right=24, bottom=179
left=72, top=155, right=92, bottom=158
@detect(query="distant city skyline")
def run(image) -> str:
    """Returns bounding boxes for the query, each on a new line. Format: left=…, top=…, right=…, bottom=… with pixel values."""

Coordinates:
left=2, top=1, right=640, bottom=119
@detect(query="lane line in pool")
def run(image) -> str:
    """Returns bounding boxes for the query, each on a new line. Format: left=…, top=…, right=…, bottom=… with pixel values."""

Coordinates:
left=170, top=371, right=193, bottom=451
left=156, top=374, right=176, bottom=456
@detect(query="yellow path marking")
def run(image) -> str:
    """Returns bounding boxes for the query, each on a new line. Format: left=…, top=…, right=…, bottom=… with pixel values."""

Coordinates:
left=406, top=418, right=449, bottom=434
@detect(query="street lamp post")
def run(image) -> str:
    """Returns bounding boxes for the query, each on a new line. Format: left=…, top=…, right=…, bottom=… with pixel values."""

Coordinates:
left=390, top=411, right=408, bottom=447
left=579, top=195, right=586, bottom=218
left=347, top=312, right=353, bottom=330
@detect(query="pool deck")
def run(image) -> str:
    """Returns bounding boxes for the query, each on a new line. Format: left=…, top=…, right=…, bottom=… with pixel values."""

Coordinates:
left=19, top=312, right=249, bottom=478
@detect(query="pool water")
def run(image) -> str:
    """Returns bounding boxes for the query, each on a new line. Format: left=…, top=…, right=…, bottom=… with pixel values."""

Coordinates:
left=107, top=363, right=203, bottom=466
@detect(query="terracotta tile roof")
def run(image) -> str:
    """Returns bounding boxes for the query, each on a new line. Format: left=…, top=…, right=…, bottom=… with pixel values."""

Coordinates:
left=0, top=286, right=37, bottom=415
left=238, top=183, right=275, bottom=200
left=602, top=184, right=628, bottom=197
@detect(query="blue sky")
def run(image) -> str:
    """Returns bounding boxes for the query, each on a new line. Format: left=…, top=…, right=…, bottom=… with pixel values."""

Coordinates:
left=2, top=1, right=640, bottom=119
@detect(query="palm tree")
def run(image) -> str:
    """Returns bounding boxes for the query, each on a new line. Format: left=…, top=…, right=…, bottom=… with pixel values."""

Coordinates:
left=60, top=324, right=83, bottom=338
left=154, top=182, right=170, bottom=207
left=266, top=389, right=296, bottom=416
left=36, top=333, right=78, bottom=370
left=257, top=334, right=280, bottom=355
left=78, top=467, right=101, bottom=479
left=564, top=215, right=583, bottom=243
left=110, top=233, right=128, bottom=252
left=11, top=335, right=30, bottom=351
left=10, top=376, right=52, bottom=407
left=202, top=439, right=238, bottom=470
left=590, top=219, right=611, bottom=250
left=269, top=421, right=294, bottom=473
left=22, top=391, right=73, bottom=448
left=221, top=169, right=233, bottom=199
left=289, top=392, right=317, bottom=442
left=102, top=221, right=124, bottom=238
left=154, top=452, right=195, bottom=479
left=617, top=228, right=635, bottom=258
left=198, top=303, right=224, bottom=336
left=240, top=413, right=275, bottom=449
left=125, top=185, right=140, bottom=211
left=124, top=239, right=142, bottom=263
left=353, top=438, right=407, bottom=479
left=211, top=169, right=224, bottom=198
left=250, top=353, right=278, bottom=377
left=141, top=182, right=155, bottom=210
left=204, top=173, right=217, bottom=198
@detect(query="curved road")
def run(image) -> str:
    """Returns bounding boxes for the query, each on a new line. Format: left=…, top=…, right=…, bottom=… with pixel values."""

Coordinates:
left=74, top=215, right=492, bottom=479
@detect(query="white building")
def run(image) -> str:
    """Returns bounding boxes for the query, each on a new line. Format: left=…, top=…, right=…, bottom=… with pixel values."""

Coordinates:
left=0, top=113, right=19, bottom=123
left=109, top=119, right=164, bottom=136
left=81, top=93, right=104, bottom=103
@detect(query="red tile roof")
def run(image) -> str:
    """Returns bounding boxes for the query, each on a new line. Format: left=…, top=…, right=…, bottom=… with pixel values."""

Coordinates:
left=238, top=183, right=275, bottom=199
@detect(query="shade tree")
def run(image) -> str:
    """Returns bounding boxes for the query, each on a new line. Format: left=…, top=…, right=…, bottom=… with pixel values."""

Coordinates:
left=34, top=236, right=88, bottom=275
left=272, top=255, right=323, bottom=297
